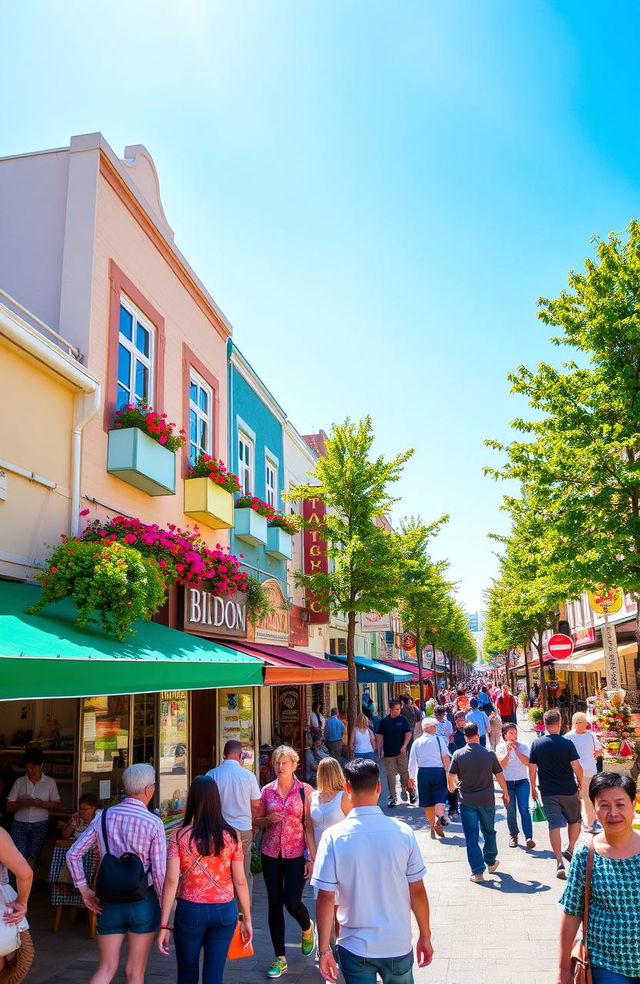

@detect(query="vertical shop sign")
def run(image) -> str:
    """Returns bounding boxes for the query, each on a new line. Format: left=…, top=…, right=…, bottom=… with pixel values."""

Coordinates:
left=303, top=496, right=329, bottom=623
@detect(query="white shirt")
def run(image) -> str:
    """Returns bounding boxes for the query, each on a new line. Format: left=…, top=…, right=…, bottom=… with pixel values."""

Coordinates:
left=309, top=790, right=345, bottom=848
left=311, top=805, right=426, bottom=958
left=495, top=740, right=529, bottom=781
left=353, top=727, right=375, bottom=754
left=566, top=729, right=603, bottom=777
left=8, top=773, right=60, bottom=823
left=206, top=759, right=261, bottom=832
left=308, top=711, right=326, bottom=736
left=435, top=719, right=453, bottom=742
left=408, top=734, right=449, bottom=780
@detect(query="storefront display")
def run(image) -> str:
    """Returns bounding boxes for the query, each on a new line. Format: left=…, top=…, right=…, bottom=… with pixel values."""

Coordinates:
left=218, top=687, right=256, bottom=770
left=272, top=686, right=303, bottom=759
left=158, top=691, right=188, bottom=827
left=80, top=695, right=130, bottom=804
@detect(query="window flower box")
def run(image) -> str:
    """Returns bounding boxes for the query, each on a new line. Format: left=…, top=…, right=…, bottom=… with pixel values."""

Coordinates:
left=265, top=525, right=293, bottom=561
left=184, top=478, right=234, bottom=530
left=107, top=427, right=176, bottom=496
left=234, top=506, right=268, bottom=546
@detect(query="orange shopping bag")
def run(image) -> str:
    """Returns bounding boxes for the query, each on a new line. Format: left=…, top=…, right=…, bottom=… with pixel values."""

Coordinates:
left=227, top=917, right=253, bottom=960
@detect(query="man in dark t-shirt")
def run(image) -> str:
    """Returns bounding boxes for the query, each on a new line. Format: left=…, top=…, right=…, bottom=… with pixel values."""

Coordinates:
left=529, top=708, right=583, bottom=880
left=376, top=700, right=412, bottom=807
left=448, top=722, right=509, bottom=882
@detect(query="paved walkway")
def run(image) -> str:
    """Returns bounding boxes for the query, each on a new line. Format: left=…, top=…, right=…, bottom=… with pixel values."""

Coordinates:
left=25, top=723, right=572, bottom=983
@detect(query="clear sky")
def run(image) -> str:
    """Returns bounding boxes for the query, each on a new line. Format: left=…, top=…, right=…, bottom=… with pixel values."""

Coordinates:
left=2, top=1, right=640, bottom=611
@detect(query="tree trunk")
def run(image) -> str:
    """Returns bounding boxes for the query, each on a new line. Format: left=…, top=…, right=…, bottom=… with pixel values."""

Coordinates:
left=523, top=641, right=531, bottom=696
left=537, top=629, right=547, bottom=710
left=346, top=610, right=358, bottom=735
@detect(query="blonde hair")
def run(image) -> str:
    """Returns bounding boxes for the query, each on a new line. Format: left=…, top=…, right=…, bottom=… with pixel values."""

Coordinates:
left=272, top=744, right=299, bottom=767
left=316, top=757, right=345, bottom=794
left=355, top=713, right=370, bottom=732
left=572, top=712, right=588, bottom=728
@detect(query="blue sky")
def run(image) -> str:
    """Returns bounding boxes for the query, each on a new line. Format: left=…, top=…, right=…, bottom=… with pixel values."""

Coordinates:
left=2, top=1, right=640, bottom=610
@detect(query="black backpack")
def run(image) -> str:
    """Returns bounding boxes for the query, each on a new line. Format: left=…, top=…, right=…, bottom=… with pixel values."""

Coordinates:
left=95, top=808, right=150, bottom=904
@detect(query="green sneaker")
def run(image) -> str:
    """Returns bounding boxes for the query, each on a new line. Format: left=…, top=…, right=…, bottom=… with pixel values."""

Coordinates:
left=301, top=919, right=315, bottom=957
left=266, top=959, right=288, bottom=979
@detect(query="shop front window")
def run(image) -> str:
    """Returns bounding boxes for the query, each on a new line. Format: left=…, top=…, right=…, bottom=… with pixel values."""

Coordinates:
left=218, top=688, right=256, bottom=771
left=80, top=696, right=130, bottom=805
left=158, top=691, right=189, bottom=828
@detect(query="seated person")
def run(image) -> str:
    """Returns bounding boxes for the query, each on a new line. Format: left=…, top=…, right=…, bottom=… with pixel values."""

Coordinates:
left=59, top=793, right=99, bottom=840
left=305, top=738, right=329, bottom=785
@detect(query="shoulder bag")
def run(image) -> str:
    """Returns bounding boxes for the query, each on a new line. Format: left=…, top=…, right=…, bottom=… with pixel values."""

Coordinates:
left=95, top=808, right=150, bottom=904
left=570, top=842, right=594, bottom=984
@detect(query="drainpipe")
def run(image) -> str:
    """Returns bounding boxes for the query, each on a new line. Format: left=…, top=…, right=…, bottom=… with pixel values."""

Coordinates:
left=70, top=386, right=101, bottom=536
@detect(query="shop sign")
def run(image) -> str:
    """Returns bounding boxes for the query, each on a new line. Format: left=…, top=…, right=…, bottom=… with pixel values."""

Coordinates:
left=183, top=586, right=248, bottom=638
left=251, top=578, right=290, bottom=645
left=573, top=626, right=596, bottom=646
left=361, top=611, right=392, bottom=632
left=402, top=632, right=417, bottom=651
left=278, top=686, right=301, bottom=725
left=303, top=496, right=329, bottom=623
left=289, top=605, right=309, bottom=648
left=601, top=622, right=622, bottom=689
left=588, top=586, right=623, bottom=615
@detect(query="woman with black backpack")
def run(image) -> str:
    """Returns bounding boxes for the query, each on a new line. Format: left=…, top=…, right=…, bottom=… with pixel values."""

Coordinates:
left=157, top=775, right=252, bottom=984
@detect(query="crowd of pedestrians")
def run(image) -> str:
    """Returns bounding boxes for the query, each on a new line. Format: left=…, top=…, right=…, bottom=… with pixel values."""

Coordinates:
left=0, top=681, right=638, bottom=984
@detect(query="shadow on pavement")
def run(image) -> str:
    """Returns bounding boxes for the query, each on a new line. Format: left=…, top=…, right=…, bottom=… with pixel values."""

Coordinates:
left=486, top=872, right=552, bottom=894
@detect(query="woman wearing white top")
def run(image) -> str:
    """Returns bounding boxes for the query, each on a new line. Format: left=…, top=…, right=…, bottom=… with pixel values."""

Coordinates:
left=306, top=758, right=351, bottom=854
left=349, top=714, right=377, bottom=761
left=566, top=712, right=604, bottom=832
left=408, top=718, right=450, bottom=839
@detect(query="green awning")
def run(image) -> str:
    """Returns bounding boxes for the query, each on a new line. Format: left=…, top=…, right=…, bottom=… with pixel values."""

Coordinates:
left=0, top=581, right=264, bottom=700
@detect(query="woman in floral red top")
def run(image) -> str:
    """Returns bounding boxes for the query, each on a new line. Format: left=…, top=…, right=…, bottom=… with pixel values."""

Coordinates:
left=158, top=776, right=252, bottom=984
left=255, top=745, right=316, bottom=979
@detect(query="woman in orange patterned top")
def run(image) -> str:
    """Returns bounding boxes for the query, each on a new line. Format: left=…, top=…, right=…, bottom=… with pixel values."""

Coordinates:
left=158, top=776, right=252, bottom=984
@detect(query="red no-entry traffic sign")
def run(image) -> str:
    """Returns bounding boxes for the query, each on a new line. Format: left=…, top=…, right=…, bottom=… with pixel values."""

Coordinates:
left=547, top=633, right=575, bottom=660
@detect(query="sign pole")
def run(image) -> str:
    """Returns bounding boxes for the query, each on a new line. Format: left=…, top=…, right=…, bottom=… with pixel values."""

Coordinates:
left=415, top=626, right=424, bottom=708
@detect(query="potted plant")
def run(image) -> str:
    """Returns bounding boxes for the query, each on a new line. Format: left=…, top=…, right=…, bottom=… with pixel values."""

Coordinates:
left=529, top=706, right=544, bottom=732
left=184, top=455, right=240, bottom=530
left=596, top=692, right=638, bottom=776
left=265, top=512, right=298, bottom=561
left=107, top=403, right=186, bottom=496
left=234, top=495, right=275, bottom=546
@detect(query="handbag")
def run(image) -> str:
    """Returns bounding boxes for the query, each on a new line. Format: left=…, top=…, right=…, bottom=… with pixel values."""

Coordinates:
left=532, top=800, right=547, bottom=823
left=570, top=842, right=594, bottom=984
left=95, top=808, right=150, bottom=904
left=227, top=914, right=254, bottom=960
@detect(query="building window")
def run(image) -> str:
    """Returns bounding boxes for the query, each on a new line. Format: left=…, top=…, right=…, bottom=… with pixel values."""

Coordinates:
left=265, top=458, right=278, bottom=509
left=189, top=370, right=213, bottom=465
left=117, top=296, right=154, bottom=410
left=238, top=432, right=253, bottom=495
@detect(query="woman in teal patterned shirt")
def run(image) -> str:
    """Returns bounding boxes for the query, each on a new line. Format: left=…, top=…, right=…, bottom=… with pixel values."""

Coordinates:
left=557, top=772, right=640, bottom=984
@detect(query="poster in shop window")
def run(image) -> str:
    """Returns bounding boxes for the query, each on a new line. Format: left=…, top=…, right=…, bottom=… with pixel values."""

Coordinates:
left=219, top=689, right=255, bottom=770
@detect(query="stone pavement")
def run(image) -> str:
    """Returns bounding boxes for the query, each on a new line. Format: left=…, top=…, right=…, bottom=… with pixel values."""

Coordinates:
left=24, top=724, right=573, bottom=984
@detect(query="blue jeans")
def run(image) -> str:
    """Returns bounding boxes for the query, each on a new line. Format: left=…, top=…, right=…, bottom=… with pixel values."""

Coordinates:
left=479, top=735, right=487, bottom=747
left=592, top=968, right=640, bottom=984
left=174, top=898, right=237, bottom=984
left=459, top=803, right=497, bottom=875
left=506, top=779, right=533, bottom=840
left=338, top=945, right=414, bottom=984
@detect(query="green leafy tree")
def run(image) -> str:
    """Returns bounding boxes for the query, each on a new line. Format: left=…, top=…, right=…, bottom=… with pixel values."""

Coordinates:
left=286, top=417, right=413, bottom=730
left=487, top=220, right=640, bottom=596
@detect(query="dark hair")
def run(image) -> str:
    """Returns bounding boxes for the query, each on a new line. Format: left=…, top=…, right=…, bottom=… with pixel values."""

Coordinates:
left=501, top=723, right=517, bottom=738
left=344, top=758, right=379, bottom=793
left=463, top=722, right=479, bottom=738
left=24, top=749, right=44, bottom=766
left=543, top=709, right=561, bottom=727
left=470, top=698, right=479, bottom=709
left=180, top=776, right=237, bottom=857
left=400, top=695, right=411, bottom=704
left=389, top=698, right=401, bottom=708
left=79, top=792, right=99, bottom=808
left=223, top=740, right=242, bottom=757
left=434, top=707, right=445, bottom=716
left=589, top=771, right=637, bottom=805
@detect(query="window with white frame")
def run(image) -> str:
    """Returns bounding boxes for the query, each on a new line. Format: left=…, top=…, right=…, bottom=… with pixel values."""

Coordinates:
left=117, top=296, right=154, bottom=410
left=265, top=457, right=278, bottom=508
left=189, top=370, right=213, bottom=465
left=238, top=432, right=253, bottom=495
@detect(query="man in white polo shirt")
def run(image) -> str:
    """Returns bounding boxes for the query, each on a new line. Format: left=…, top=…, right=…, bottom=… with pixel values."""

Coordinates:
left=207, top=739, right=261, bottom=894
left=7, top=748, right=60, bottom=868
left=312, top=758, right=433, bottom=984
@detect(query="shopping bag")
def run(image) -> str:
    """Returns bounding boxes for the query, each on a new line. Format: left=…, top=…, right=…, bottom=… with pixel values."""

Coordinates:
left=532, top=800, right=547, bottom=822
left=227, top=918, right=254, bottom=960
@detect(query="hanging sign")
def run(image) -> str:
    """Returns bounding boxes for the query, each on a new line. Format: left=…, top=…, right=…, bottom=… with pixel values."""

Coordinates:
left=184, top=587, right=248, bottom=639
left=601, top=622, right=622, bottom=689
left=303, top=496, right=329, bottom=623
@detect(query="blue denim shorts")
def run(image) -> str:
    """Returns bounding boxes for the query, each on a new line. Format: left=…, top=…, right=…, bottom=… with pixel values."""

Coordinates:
left=97, top=887, right=160, bottom=936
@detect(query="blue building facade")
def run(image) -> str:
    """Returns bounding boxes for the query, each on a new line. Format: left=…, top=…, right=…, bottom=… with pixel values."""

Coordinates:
left=227, top=340, right=288, bottom=591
